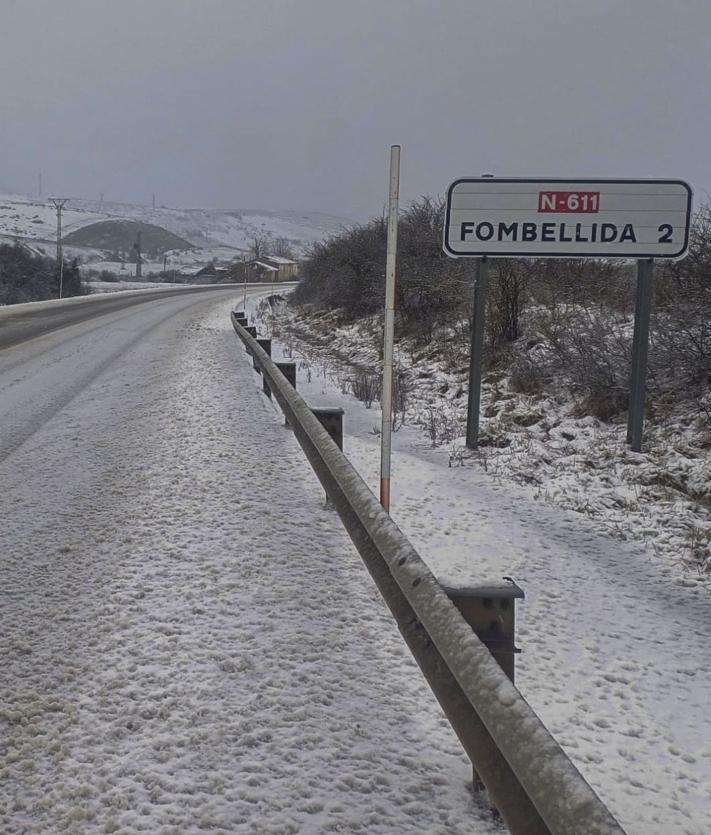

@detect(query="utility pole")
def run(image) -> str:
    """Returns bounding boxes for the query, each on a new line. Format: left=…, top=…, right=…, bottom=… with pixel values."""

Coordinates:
left=49, top=198, right=68, bottom=298
left=38, top=173, right=42, bottom=198
left=135, top=231, right=142, bottom=278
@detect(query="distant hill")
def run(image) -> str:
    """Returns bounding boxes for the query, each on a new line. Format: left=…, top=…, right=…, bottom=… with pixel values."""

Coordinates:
left=63, top=220, right=194, bottom=258
left=0, top=190, right=354, bottom=274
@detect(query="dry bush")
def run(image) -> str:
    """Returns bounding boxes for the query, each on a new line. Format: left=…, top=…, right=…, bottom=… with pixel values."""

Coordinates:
left=487, top=260, right=528, bottom=345
left=292, top=194, right=710, bottom=428
left=392, top=370, right=411, bottom=430
left=651, top=207, right=711, bottom=404
left=349, top=371, right=381, bottom=408
left=422, top=406, right=461, bottom=446
left=509, top=353, right=546, bottom=396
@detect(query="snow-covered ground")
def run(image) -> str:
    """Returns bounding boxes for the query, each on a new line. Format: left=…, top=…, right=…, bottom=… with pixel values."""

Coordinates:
left=260, top=303, right=710, bottom=582
left=2, top=289, right=709, bottom=834
left=248, top=295, right=711, bottom=835
left=85, top=280, right=197, bottom=294
left=0, top=190, right=351, bottom=273
left=0, top=290, right=502, bottom=834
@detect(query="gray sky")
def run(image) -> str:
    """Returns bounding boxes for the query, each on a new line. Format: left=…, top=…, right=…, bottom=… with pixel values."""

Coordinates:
left=1, top=0, right=709, bottom=218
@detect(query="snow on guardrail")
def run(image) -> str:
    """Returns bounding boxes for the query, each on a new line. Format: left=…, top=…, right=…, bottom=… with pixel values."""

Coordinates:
left=231, top=312, right=627, bottom=835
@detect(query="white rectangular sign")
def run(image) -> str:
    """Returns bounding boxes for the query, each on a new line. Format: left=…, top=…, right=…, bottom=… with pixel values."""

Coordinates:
left=444, top=178, right=692, bottom=259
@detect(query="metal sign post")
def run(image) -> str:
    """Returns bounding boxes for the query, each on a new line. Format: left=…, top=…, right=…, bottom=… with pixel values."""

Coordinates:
left=627, top=259, right=655, bottom=452
left=379, top=144, right=401, bottom=513
left=466, top=257, right=489, bottom=449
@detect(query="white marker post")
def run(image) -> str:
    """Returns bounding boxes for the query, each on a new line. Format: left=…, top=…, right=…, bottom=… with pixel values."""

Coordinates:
left=380, top=145, right=400, bottom=513
left=242, top=255, right=248, bottom=310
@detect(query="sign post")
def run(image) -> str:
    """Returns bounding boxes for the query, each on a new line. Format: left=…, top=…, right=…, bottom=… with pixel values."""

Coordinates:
left=627, top=259, right=655, bottom=452
left=380, top=144, right=401, bottom=513
left=443, top=177, right=692, bottom=451
left=466, top=257, right=488, bottom=449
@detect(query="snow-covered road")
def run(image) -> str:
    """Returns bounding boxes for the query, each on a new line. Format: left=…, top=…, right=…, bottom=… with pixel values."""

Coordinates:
left=0, top=293, right=502, bottom=833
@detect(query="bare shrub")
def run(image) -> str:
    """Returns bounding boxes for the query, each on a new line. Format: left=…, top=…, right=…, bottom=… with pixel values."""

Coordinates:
left=422, top=406, right=461, bottom=447
left=495, top=299, right=632, bottom=421
left=349, top=371, right=381, bottom=408
left=572, top=390, right=628, bottom=422
left=527, top=258, right=631, bottom=312
left=488, top=260, right=528, bottom=345
left=651, top=205, right=711, bottom=403
left=392, top=370, right=411, bottom=430
left=509, top=354, right=546, bottom=396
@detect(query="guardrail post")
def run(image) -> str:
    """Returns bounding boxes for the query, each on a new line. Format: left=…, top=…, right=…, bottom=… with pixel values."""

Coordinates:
left=440, top=579, right=524, bottom=794
left=255, top=337, right=271, bottom=373
left=276, top=362, right=297, bottom=425
left=311, top=407, right=344, bottom=451
left=275, top=361, right=296, bottom=389
left=440, top=580, right=523, bottom=684
left=244, top=326, right=257, bottom=355
left=256, top=338, right=272, bottom=396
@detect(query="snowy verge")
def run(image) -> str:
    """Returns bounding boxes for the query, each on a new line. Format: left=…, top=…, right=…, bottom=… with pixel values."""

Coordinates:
left=257, top=299, right=710, bottom=584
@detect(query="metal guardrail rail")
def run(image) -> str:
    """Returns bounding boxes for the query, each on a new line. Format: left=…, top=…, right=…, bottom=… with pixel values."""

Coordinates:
left=231, top=312, right=627, bottom=835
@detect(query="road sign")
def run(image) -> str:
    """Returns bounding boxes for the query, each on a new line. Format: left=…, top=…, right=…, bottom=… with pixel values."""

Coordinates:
left=444, top=178, right=692, bottom=259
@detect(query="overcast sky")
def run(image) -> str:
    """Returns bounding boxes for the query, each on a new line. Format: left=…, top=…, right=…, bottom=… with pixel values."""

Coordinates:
left=1, top=0, right=709, bottom=219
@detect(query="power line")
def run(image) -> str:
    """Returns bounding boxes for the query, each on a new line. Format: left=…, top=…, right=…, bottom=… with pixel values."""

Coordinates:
left=49, top=198, right=68, bottom=299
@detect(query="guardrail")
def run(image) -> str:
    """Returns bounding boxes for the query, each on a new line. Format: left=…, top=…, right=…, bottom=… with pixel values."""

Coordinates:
left=231, top=311, right=626, bottom=835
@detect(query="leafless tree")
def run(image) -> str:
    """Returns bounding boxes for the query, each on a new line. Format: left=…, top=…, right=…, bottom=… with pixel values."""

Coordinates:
left=249, top=235, right=270, bottom=260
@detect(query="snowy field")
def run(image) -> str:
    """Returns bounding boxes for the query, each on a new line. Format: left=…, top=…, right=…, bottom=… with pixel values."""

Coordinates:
left=0, top=291, right=502, bottom=834
left=261, top=303, right=710, bottom=582
left=248, top=296, right=711, bottom=835
left=0, top=190, right=349, bottom=271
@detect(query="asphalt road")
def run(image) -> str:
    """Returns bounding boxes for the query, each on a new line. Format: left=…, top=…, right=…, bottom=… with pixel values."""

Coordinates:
left=0, top=285, right=246, bottom=351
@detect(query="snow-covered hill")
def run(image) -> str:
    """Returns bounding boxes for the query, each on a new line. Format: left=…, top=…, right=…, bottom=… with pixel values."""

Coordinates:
left=0, top=190, right=352, bottom=273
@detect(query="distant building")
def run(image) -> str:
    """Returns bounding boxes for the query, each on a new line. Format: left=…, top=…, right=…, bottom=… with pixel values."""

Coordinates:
left=177, top=263, right=229, bottom=283
left=225, top=255, right=300, bottom=284
left=251, top=261, right=280, bottom=282
left=261, top=255, right=299, bottom=280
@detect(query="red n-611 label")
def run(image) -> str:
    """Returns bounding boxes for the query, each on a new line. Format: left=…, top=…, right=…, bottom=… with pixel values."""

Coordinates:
left=538, top=191, right=600, bottom=213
